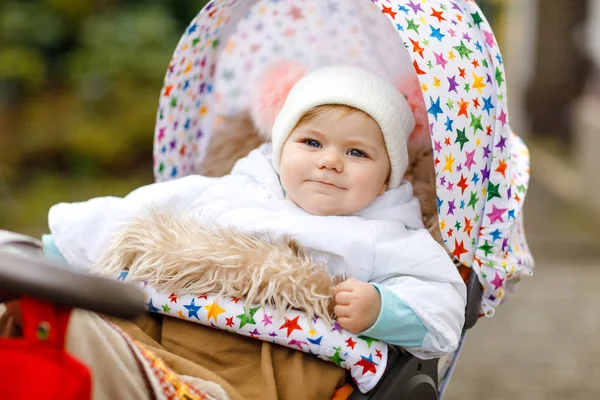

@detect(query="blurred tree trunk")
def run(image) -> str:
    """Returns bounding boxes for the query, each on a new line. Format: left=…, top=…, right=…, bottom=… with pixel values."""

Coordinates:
left=525, top=0, right=592, bottom=148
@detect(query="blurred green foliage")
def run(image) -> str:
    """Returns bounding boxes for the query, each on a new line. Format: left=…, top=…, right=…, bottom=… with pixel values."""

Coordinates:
left=0, top=0, right=208, bottom=235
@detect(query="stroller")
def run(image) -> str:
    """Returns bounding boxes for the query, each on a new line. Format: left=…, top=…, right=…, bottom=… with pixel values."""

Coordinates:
left=0, top=0, right=534, bottom=399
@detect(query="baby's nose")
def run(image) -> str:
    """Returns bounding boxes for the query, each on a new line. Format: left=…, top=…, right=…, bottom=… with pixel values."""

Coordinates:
left=317, top=150, right=344, bottom=172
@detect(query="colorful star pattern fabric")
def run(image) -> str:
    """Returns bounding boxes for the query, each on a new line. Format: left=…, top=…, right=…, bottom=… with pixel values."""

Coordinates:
left=122, top=273, right=387, bottom=393
left=152, top=0, right=535, bottom=388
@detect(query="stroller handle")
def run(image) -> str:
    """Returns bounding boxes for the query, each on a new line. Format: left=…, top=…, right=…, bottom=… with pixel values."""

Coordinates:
left=0, top=230, right=145, bottom=320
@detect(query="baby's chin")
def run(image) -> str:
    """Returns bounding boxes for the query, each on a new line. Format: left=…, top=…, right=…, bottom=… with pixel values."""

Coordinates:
left=294, top=197, right=359, bottom=217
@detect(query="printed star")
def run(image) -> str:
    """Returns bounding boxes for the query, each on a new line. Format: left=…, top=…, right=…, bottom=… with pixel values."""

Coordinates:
left=289, top=339, right=308, bottom=350
left=406, top=18, right=420, bottom=33
left=448, top=50, right=456, bottom=60
left=472, top=73, right=486, bottom=93
left=410, top=38, right=425, bottom=58
left=467, top=191, right=479, bottom=210
left=431, top=7, right=446, bottom=22
left=471, top=11, right=484, bottom=27
left=458, top=67, right=467, bottom=78
left=428, top=96, right=443, bottom=120
left=457, top=174, right=469, bottom=194
left=407, top=0, right=424, bottom=13
left=495, top=66, right=505, bottom=86
left=346, top=337, right=357, bottom=349
left=434, top=52, right=448, bottom=69
left=491, top=272, right=504, bottom=290
left=447, top=76, right=459, bottom=93
left=163, top=84, right=173, bottom=97
left=184, top=299, right=202, bottom=320
left=236, top=306, right=260, bottom=329
left=455, top=128, right=469, bottom=150
left=451, top=239, right=468, bottom=260
left=262, top=314, right=273, bottom=326
left=355, top=354, right=378, bottom=375
left=279, top=316, right=303, bottom=337
left=464, top=149, right=477, bottom=171
left=482, top=96, right=495, bottom=115
left=496, top=160, right=508, bottom=177
left=483, top=30, right=495, bottom=47
left=442, top=153, right=456, bottom=173
left=490, top=228, right=503, bottom=242
left=457, top=98, right=469, bottom=118
left=486, top=205, right=508, bottom=224
left=453, top=41, right=474, bottom=60
left=329, top=348, right=345, bottom=367
left=479, top=241, right=494, bottom=257
left=430, top=25, right=445, bottom=41
left=226, top=317, right=234, bottom=327
left=146, top=299, right=160, bottom=313
left=382, top=5, right=397, bottom=19
left=177, top=310, right=185, bottom=319
left=413, top=59, right=426, bottom=75
left=508, top=209, right=516, bottom=220
left=168, top=292, right=178, bottom=303
left=376, top=349, right=383, bottom=359
left=487, top=182, right=501, bottom=201
left=470, top=113, right=484, bottom=133
left=205, top=302, right=226, bottom=322
left=464, top=82, right=471, bottom=93
left=481, top=165, right=491, bottom=182
left=308, top=336, right=323, bottom=345
left=445, top=116, right=454, bottom=132
left=162, top=304, right=171, bottom=313
left=497, top=109, right=508, bottom=127
left=118, top=271, right=128, bottom=281
left=433, top=77, right=441, bottom=88
left=246, top=328, right=260, bottom=338
left=448, top=199, right=456, bottom=215
left=358, top=335, right=379, bottom=348
left=435, top=198, right=444, bottom=217
left=287, top=5, right=304, bottom=20
left=464, top=217, right=473, bottom=235
left=473, top=97, right=481, bottom=109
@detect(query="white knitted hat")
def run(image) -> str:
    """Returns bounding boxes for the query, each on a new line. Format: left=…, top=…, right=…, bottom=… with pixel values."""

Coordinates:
left=270, top=65, right=415, bottom=189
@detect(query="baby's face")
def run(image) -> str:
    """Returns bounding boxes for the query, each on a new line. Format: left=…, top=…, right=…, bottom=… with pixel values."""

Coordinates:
left=279, top=108, right=390, bottom=216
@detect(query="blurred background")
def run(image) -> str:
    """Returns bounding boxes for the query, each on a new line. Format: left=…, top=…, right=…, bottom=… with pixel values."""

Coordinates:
left=1, top=0, right=599, bottom=399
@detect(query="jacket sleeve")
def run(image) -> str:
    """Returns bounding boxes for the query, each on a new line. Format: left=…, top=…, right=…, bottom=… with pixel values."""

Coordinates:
left=368, top=228, right=467, bottom=359
left=48, top=175, right=218, bottom=270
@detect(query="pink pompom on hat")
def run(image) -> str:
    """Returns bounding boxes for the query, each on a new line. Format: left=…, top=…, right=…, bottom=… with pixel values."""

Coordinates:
left=251, top=59, right=417, bottom=189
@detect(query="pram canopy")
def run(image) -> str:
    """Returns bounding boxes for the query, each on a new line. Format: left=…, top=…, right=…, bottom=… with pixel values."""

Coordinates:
left=153, top=0, right=534, bottom=318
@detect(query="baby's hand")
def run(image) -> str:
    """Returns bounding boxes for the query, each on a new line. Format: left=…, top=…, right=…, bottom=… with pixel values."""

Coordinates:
left=333, top=278, right=381, bottom=333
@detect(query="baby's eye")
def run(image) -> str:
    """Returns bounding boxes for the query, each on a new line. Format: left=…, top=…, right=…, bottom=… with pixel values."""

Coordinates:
left=303, top=139, right=321, bottom=148
left=348, top=149, right=367, bottom=158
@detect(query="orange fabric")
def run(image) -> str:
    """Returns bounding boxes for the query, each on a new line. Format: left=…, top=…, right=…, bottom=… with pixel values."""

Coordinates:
left=458, top=264, right=471, bottom=284
left=331, top=383, right=354, bottom=400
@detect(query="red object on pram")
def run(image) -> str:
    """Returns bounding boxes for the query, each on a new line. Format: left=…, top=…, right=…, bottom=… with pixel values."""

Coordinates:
left=0, top=298, right=91, bottom=400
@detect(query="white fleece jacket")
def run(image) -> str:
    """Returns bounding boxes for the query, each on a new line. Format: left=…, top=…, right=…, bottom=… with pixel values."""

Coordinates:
left=49, top=144, right=466, bottom=358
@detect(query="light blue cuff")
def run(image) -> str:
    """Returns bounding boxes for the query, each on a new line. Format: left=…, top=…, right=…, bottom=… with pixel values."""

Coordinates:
left=360, top=284, right=427, bottom=347
left=41, top=234, right=67, bottom=264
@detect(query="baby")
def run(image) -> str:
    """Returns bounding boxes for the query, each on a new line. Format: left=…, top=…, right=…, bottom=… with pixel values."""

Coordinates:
left=47, top=65, right=466, bottom=356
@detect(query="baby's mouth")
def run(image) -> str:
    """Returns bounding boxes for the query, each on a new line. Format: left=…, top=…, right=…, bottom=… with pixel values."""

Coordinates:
left=309, top=180, right=345, bottom=190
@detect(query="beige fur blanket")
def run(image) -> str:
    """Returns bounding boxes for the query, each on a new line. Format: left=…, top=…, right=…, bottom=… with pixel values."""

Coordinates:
left=94, top=209, right=336, bottom=323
